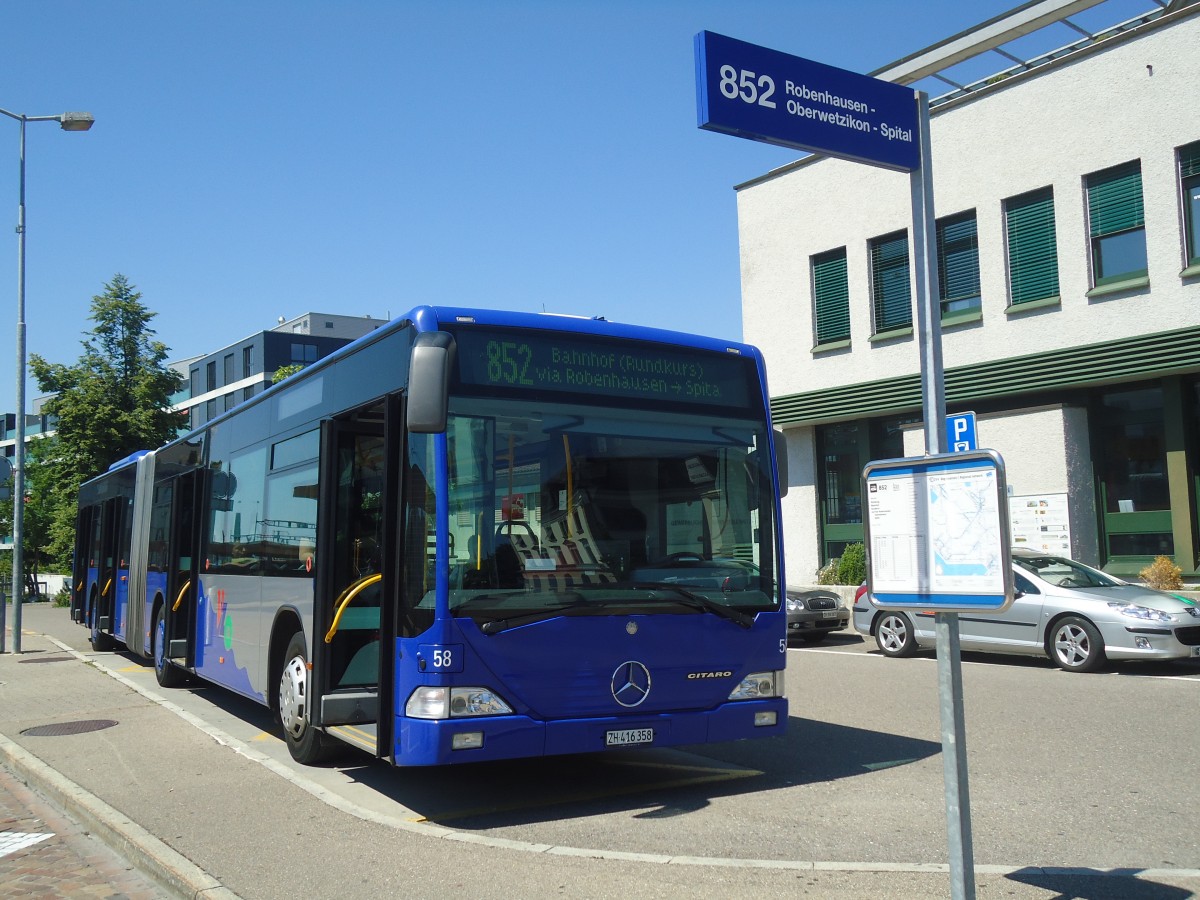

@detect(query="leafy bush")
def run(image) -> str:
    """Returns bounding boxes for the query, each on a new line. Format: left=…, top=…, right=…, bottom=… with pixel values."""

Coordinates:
left=835, top=542, right=867, bottom=586
left=1139, top=556, right=1184, bottom=591
left=54, top=584, right=72, bottom=608
left=815, top=559, right=839, bottom=585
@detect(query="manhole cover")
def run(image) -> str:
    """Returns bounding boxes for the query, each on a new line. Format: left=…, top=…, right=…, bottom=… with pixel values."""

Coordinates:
left=18, top=656, right=73, bottom=664
left=21, top=720, right=118, bottom=737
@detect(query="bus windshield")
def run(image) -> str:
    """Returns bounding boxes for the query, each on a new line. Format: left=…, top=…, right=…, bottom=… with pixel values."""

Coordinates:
left=443, top=395, right=779, bottom=629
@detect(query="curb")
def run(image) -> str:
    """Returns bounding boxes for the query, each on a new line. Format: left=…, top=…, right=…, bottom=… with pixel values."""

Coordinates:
left=0, top=732, right=242, bottom=900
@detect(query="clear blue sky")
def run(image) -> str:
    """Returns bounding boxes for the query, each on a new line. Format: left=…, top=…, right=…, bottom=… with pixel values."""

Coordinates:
left=0, top=1, right=1137, bottom=409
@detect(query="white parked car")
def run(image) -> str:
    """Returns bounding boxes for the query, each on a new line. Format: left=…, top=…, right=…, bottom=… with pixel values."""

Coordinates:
left=852, top=548, right=1200, bottom=672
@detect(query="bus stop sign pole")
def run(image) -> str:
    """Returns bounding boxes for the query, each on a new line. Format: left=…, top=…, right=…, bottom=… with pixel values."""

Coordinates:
left=910, top=90, right=975, bottom=899
left=694, top=37, right=975, bottom=895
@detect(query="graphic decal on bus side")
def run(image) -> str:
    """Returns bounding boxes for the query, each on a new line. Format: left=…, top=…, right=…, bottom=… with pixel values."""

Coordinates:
left=195, top=578, right=262, bottom=703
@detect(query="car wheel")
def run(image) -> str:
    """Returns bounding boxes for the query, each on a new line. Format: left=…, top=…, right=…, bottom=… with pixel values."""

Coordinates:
left=874, top=612, right=918, bottom=657
left=1048, top=615, right=1106, bottom=673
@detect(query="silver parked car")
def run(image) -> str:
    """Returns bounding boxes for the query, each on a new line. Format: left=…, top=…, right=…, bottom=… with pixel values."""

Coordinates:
left=852, top=548, right=1200, bottom=672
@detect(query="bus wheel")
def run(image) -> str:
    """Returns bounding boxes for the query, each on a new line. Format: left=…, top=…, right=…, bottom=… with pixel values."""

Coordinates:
left=278, top=631, right=332, bottom=764
left=153, top=605, right=186, bottom=688
left=88, top=601, right=112, bottom=652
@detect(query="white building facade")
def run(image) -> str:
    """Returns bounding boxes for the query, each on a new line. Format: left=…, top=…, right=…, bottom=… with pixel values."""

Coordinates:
left=739, top=2, right=1200, bottom=580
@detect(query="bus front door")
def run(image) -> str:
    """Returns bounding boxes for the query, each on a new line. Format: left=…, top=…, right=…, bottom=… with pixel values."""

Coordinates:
left=314, top=403, right=397, bottom=759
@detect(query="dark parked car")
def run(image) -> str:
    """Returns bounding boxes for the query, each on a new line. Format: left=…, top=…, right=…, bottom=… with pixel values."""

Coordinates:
left=785, top=587, right=849, bottom=643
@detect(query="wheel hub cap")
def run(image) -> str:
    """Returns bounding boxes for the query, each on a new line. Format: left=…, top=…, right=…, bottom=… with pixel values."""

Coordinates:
left=279, top=655, right=309, bottom=739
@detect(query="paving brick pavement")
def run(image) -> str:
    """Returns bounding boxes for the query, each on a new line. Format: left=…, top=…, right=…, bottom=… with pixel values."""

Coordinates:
left=0, top=763, right=170, bottom=899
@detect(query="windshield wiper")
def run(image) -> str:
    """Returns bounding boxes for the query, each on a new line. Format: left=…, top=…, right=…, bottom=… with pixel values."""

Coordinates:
left=627, top=582, right=754, bottom=629
left=478, top=594, right=606, bottom=635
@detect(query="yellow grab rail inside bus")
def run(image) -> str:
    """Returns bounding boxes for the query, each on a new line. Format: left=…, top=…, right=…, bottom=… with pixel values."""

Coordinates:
left=324, top=573, right=382, bottom=644
left=172, top=579, right=191, bottom=612
left=102, top=578, right=113, bottom=597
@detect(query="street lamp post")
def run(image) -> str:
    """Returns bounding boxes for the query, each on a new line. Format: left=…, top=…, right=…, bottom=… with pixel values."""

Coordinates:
left=0, top=106, right=93, bottom=654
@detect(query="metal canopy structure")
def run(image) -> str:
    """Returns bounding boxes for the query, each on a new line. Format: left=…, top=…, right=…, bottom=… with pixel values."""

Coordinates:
left=873, top=0, right=1193, bottom=108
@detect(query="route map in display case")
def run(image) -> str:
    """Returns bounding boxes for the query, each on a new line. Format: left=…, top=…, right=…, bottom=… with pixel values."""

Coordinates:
left=1009, top=493, right=1071, bottom=555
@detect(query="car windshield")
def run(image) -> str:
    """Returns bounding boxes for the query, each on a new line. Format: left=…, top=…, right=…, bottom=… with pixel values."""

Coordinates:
left=438, top=396, right=779, bottom=627
left=1013, top=554, right=1122, bottom=589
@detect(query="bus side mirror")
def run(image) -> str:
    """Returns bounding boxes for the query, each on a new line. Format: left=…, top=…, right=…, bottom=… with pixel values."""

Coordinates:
left=774, top=429, right=788, bottom=498
left=407, top=331, right=456, bottom=434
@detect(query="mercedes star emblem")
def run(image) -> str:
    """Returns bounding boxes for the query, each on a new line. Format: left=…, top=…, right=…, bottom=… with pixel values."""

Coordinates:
left=611, top=660, right=651, bottom=707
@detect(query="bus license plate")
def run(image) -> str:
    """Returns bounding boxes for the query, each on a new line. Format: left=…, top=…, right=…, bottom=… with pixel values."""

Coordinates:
left=606, top=728, right=653, bottom=747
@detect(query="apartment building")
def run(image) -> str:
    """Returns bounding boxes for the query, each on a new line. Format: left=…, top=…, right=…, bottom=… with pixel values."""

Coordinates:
left=738, top=0, right=1200, bottom=579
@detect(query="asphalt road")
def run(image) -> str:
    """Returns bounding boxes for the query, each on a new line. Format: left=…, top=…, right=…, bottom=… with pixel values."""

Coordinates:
left=4, top=604, right=1200, bottom=899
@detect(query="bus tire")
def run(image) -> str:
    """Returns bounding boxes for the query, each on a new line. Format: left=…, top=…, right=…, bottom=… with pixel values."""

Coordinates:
left=153, top=604, right=186, bottom=688
left=278, top=631, right=332, bottom=764
left=88, top=598, right=112, bottom=652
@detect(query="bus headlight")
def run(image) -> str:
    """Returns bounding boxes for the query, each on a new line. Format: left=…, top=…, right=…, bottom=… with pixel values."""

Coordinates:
left=728, top=671, right=782, bottom=701
left=405, top=686, right=513, bottom=719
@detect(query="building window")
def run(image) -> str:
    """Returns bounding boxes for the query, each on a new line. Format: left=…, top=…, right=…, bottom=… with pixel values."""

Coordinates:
left=1004, top=186, right=1059, bottom=306
left=291, top=343, right=318, bottom=364
left=1179, top=140, right=1200, bottom=270
left=205, top=361, right=217, bottom=392
left=243, top=386, right=255, bottom=403
left=811, top=248, right=849, bottom=345
left=206, top=399, right=216, bottom=422
left=189, top=368, right=200, bottom=397
left=223, top=353, right=235, bottom=385
left=242, top=346, right=253, bottom=378
left=936, top=211, right=980, bottom=318
left=1086, top=160, right=1147, bottom=288
left=869, top=230, right=911, bottom=333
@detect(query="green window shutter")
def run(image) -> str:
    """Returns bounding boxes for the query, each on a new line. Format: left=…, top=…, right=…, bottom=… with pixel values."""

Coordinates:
left=1178, top=141, right=1200, bottom=178
left=812, top=248, right=849, bottom=343
left=936, top=212, right=980, bottom=304
left=1006, top=187, right=1059, bottom=306
left=870, top=231, right=911, bottom=331
left=1087, top=161, right=1143, bottom=237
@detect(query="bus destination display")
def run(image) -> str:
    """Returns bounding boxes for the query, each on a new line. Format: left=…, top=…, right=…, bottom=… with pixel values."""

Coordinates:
left=451, top=327, right=754, bottom=407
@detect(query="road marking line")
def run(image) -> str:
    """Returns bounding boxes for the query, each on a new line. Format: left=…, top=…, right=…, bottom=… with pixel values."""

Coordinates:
left=0, top=831, right=52, bottom=859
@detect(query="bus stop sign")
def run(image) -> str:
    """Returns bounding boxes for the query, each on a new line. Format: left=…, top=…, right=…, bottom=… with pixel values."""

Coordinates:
left=695, top=30, right=919, bottom=171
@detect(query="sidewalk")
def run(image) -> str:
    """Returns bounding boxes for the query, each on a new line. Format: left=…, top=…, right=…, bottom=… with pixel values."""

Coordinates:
left=0, top=755, right=165, bottom=899
left=0, top=616, right=238, bottom=899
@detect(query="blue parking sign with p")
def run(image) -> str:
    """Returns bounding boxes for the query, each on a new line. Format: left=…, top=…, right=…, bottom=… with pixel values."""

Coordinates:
left=947, top=412, right=977, bottom=452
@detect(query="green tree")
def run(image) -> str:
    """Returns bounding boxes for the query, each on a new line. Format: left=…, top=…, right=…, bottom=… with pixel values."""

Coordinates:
left=27, top=274, right=183, bottom=569
left=0, top=436, right=65, bottom=589
left=271, top=363, right=304, bottom=382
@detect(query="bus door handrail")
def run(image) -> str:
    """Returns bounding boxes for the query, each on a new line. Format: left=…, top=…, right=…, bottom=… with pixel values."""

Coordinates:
left=172, top=579, right=191, bottom=612
left=325, top=573, right=382, bottom=644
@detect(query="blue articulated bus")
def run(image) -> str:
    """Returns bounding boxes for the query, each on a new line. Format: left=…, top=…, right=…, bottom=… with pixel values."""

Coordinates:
left=73, top=306, right=790, bottom=766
